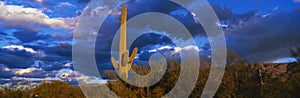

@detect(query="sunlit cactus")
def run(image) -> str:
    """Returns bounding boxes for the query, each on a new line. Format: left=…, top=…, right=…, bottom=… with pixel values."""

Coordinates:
left=111, top=5, right=138, bottom=80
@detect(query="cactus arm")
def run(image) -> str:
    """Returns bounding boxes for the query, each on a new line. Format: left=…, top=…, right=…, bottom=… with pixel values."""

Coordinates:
left=129, top=47, right=138, bottom=64
left=110, top=56, right=119, bottom=69
left=121, top=51, right=129, bottom=67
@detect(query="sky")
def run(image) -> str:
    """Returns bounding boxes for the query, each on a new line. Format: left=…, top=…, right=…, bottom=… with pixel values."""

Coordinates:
left=0, top=0, right=299, bottom=86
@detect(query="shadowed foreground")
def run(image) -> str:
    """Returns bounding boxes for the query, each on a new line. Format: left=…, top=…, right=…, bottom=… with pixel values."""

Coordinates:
left=1, top=61, right=299, bottom=98
left=1, top=48, right=300, bottom=98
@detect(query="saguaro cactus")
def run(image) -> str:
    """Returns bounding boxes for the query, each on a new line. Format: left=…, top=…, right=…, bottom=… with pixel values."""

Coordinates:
left=111, top=5, right=138, bottom=80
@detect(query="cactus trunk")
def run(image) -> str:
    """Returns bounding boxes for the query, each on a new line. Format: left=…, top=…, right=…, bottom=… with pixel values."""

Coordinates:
left=120, top=5, right=127, bottom=59
left=110, top=5, right=138, bottom=80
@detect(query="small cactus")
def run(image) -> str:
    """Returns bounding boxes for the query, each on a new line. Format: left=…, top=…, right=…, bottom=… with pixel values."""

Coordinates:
left=111, top=5, right=138, bottom=80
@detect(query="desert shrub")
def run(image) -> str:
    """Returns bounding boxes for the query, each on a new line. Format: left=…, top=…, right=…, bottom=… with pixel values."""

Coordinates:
left=30, top=80, right=84, bottom=98
left=1, top=50, right=300, bottom=97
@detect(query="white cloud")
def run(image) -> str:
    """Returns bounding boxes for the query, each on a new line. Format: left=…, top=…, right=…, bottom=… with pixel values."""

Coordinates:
left=56, top=69, right=108, bottom=85
left=271, top=58, right=297, bottom=63
left=216, top=22, right=228, bottom=28
left=63, top=62, right=72, bottom=67
left=36, top=0, right=43, bottom=3
left=148, top=46, right=173, bottom=52
left=4, top=76, right=60, bottom=82
left=57, top=2, right=76, bottom=8
left=147, top=45, right=201, bottom=61
left=0, top=65, right=10, bottom=71
left=262, top=13, right=272, bottom=18
left=4, top=67, right=10, bottom=71
left=75, top=5, right=120, bottom=38
left=3, top=45, right=37, bottom=54
left=172, top=45, right=200, bottom=54
left=0, top=2, right=77, bottom=31
left=148, top=45, right=200, bottom=54
left=13, top=67, right=42, bottom=75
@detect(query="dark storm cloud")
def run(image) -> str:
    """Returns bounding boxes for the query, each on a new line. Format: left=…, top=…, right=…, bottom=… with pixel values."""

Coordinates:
left=32, top=56, right=72, bottom=71
left=0, top=41, right=73, bottom=71
left=131, top=33, right=174, bottom=48
left=10, top=43, right=74, bottom=71
left=0, top=43, right=73, bottom=75
left=167, top=7, right=206, bottom=37
left=41, top=61, right=72, bottom=71
left=211, top=4, right=257, bottom=26
left=225, top=10, right=300, bottom=62
left=40, top=55, right=66, bottom=63
left=201, top=4, right=300, bottom=62
left=13, top=31, right=51, bottom=43
left=25, top=42, right=72, bottom=59
left=0, top=65, right=14, bottom=78
left=132, top=33, right=175, bottom=60
left=0, top=64, right=57, bottom=79
left=13, top=31, right=71, bottom=44
left=47, top=42, right=72, bottom=58
left=0, top=48, right=35, bottom=68
left=211, top=4, right=234, bottom=21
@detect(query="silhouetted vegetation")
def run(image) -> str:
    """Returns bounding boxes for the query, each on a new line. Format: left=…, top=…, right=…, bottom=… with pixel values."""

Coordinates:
left=0, top=80, right=84, bottom=98
left=1, top=51, right=299, bottom=98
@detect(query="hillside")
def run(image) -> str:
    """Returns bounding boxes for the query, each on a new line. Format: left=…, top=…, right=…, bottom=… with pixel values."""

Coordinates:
left=1, top=61, right=299, bottom=98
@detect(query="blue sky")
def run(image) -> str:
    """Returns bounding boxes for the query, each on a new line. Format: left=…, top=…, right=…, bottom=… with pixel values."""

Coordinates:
left=0, top=0, right=299, bottom=85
